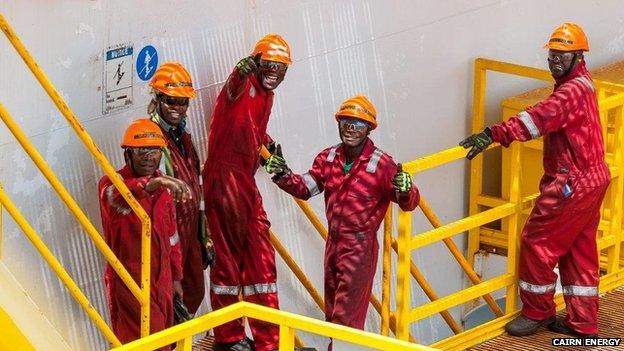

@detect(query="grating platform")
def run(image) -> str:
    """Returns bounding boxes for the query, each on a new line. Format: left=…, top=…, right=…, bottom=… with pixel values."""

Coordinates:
left=192, top=335, right=215, bottom=351
left=470, top=287, right=624, bottom=351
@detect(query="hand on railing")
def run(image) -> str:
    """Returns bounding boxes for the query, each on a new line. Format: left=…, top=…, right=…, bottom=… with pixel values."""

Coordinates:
left=459, top=127, right=493, bottom=160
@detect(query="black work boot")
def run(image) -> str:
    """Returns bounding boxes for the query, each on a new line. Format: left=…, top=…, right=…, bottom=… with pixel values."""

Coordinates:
left=505, top=314, right=556, bottom=336
left=548, top=317, right=597, bottom=338
left=214, top=337, right=256, bottom=351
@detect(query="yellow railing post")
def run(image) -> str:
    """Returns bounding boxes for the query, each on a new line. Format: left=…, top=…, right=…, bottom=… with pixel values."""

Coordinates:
left=381, top=209, right=392, bottom=336
left=175, top=337, right=193, bottom=351
left=467, top=59, right=487, bottom=266
left=0, top=187, right=121, bottom=346
left=396, top=209, right=412, bottom=341
left=0, top=181, right=3, bottom=260
left=0, top=14, right=151, bottom=337
left=504, top=133, right=523, bottom=314
left=279, top=325, right=296, bottom=351
left=606, top=105, right=624, bottom=273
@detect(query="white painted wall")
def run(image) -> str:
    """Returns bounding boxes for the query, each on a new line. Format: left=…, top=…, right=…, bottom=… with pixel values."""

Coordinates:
left=1, top=1, right=624, bottom=349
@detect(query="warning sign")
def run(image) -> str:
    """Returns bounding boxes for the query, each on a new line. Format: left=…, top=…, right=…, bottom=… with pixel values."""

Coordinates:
left=103, top=44, right=134, bottom=114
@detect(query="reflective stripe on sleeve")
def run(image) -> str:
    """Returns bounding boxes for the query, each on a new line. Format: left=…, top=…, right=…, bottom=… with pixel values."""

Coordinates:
left=366, top=148, right=383, bottom=173
left=105, top=185, right=131, bottom=215
left=518, top=111, right=541, bottom=139
left=211, top=284, right=240, bottom=296
left=327, top=146, right=338, bottom=162
left=242, top=282, right=278, bottom=296
left=303, top=172, right=321, bottom=197
left=562, top=285, right=598, bottom=297
left=575, top=76, right=595, bottom=92
left=519, top=279, right=556, bottom=294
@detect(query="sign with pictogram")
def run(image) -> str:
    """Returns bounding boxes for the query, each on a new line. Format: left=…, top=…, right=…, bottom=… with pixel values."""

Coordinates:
left=136, top=45, right=158, bottom=81
left=103, top=44, right=133, bottom=114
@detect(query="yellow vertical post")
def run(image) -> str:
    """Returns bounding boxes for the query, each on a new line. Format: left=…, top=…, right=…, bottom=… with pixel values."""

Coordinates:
left=607, top=106, right=624, bottom=273
left=175, top=337, right=193, bottom=351
left=504, top=137, right=523, bottom=313
left=396, top=208, right=412, bottom=341
left=381, top=208, right=392, bottom=336
left=0, top=181, right=3, bottom=260
left=279, top=325, right=296, bottom=351
left=467, top=59, right=488, bottom=266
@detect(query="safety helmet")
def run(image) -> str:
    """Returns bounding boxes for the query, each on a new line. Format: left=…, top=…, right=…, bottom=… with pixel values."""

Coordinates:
left=545, top=22, right=589, bottom=52
left=121, top=119, right=166, bottom=148
left=335, top=95, right=378, bottom=130
left=251, top=33, right=292, bottom=65
left=150, top=62, right=196, bottom=98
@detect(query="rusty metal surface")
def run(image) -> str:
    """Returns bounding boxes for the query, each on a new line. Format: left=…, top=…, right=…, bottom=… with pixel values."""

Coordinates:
left=192, top=335, right=215, bottom=351
left=470, top=287, right=624, bottom=351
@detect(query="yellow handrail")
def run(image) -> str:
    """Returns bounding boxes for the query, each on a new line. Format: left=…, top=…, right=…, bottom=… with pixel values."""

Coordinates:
left=0, top=186, right=120, bottom=345
left=0, top=13, right=151, bottom=338
left=112, top=302, right=440, bottom=351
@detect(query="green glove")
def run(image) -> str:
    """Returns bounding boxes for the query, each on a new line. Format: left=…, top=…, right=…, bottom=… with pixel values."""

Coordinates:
left=459, top=127, right=493, bottom=160
left=392, top=163, right=413, bottom=193
left=236, top=52, right=261, bottom=77
left=264, top=144, right=288, bottom=174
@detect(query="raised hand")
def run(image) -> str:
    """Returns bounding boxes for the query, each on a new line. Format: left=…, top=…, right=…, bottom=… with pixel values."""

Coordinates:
left=392, top=163, right=413, bottom=193
left=236, top=52, right=262, bottom=77
left=264, top=144, right=288, bottom=174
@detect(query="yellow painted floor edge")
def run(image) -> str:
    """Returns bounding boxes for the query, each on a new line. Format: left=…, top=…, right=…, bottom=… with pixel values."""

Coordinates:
left=0, top=261, right=71, bottom=350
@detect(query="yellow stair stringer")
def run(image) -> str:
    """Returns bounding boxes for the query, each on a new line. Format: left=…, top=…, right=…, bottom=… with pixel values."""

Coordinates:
left=0, top=261, right=71, bottom=351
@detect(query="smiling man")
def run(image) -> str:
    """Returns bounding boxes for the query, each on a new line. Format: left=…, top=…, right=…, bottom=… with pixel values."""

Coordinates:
left=98, top=119, right=192, bottom=349
left=148, top=62, right=213, bottom=318
left=202, top=34, right=304, bottom=351
left=265, top=95, right=419, bottom=350
left=459, top=23, right=610, bottom=338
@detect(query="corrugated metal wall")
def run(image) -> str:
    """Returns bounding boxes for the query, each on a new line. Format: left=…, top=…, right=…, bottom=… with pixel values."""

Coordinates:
left=1, top=1, right=624, bottom=349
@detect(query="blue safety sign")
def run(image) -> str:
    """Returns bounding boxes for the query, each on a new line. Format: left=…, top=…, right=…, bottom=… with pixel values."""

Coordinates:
left=136, top=45, right=158, bottom=81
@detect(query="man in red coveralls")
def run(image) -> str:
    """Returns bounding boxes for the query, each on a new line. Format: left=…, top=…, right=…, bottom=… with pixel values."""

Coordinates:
left=148, top=62, right=214, bottom=315
left=460, top=23, right=610, bottom=338
left=265, top=95, right=419, bottom=350
left=203, top=34, right=314, bottom=351
left=99, top=119, right=192, bottom=348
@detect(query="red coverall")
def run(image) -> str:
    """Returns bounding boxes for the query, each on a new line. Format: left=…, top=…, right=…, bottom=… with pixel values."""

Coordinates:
left=202, top=70, right=278, bottom=351
left=98, top=165, right=182, bottom=349
left=274, top=138, right=419, bottom=331
left=490, top=62, right=610, bottom=334
left=151, top=114, right=205, bottom=313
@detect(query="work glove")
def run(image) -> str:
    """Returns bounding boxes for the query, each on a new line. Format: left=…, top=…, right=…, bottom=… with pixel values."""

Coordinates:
left=264, top=144, right=288, bottom=174
left=199, top=213, right=215, bottom=269
left=459, top=127, right=493, bottom=160
left=236, top=52, right=261, bottom=77
left=173, top=295, right=192, bottom=324
left=392, top=163, right=413, bottom=193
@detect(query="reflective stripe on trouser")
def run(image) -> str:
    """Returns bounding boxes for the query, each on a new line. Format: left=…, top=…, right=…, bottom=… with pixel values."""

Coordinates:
left=324, top=230, right=378, bottom=330
left=205, top=172, right=279, bottom=351
left=519, top=175, right=607, bottom=335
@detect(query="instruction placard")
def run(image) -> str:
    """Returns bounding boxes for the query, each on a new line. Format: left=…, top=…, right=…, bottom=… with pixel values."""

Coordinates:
left=104, top=44, right=134, bottom=114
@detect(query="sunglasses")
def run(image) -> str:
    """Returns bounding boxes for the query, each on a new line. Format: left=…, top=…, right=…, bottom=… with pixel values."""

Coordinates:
left=160, top=95, right=189, bottom=107
left=130, top=147, right=162, bottom=157
left=258, top=60, right=288, bottom=74
left=547, top=52, right=575, bottom=63
left=339, top=118, right=369, bottom=131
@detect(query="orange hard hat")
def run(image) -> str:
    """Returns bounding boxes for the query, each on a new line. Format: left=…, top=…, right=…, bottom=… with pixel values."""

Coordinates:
left=121, top=119, right=166, bottom=148
left=150, top=62, right=196, bottom=98
left=335, top=95, right=378, bottom=130
left=251, top=33, right=292, bottom=65
left=545, top=22, right=589, bottom=52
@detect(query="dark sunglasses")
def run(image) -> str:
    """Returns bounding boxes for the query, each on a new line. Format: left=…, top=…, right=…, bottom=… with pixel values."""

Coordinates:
left=160, top=95, right=189, bottom=106
left=547, top=52, right=575, bottom=63
left=258, top=60, right=288, bottom=74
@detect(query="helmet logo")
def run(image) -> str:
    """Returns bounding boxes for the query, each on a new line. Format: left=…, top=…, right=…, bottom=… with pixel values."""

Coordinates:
left=134, top=132, right=162, bottom=140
